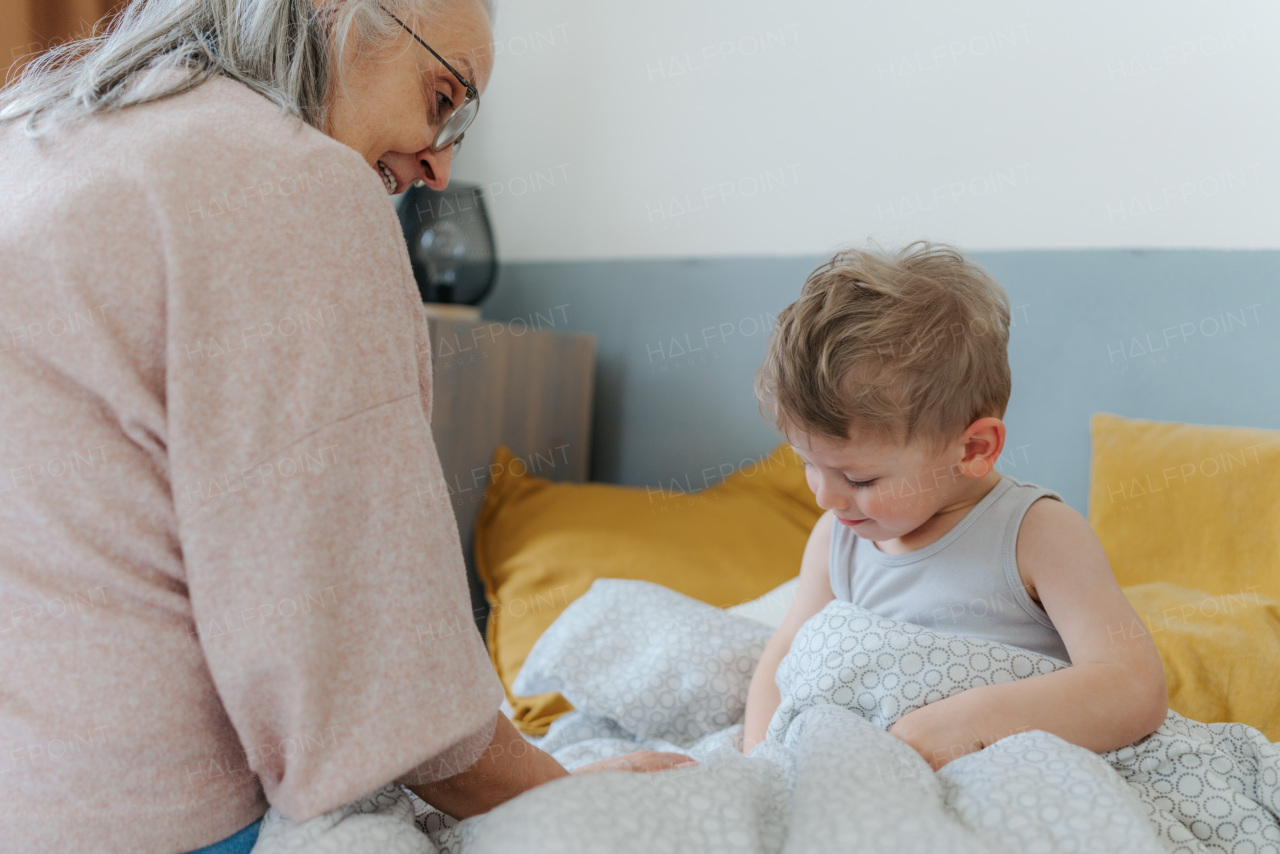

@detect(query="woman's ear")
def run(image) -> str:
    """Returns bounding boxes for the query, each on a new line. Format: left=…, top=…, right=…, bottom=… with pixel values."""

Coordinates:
left=959, top=417, right=1006, bottom=478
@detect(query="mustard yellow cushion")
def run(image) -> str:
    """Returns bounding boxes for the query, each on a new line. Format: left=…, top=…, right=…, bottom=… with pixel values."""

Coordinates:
left=1121, top=583, right=1280, bottom=741
left=1089, top=413, right=1280, bottom=601
left=475, top=443, right=822, bottom=734
left=1089, top=413, right=1280, bottom=737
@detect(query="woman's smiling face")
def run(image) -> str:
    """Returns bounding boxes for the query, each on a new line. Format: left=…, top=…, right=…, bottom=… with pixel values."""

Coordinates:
left=322, top=0, right=494, bottom=194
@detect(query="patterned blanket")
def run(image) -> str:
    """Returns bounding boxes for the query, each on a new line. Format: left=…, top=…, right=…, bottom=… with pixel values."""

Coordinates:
left=253, top=579, right=1280, bottom=854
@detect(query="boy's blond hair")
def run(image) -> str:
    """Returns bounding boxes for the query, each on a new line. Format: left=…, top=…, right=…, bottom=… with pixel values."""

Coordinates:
left=756, top=242, right=1012, bottom=450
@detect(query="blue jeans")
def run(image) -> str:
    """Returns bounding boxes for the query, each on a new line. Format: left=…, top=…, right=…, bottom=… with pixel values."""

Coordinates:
left=184, top=818, right=262, bottom=854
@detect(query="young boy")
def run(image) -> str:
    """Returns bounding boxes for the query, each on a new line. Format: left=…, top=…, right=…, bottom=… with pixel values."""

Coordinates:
left=742, top=242, right=1168, bottom=769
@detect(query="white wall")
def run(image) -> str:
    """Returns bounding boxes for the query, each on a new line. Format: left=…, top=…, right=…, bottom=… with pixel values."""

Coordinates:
left=451, top=0, right=1280, bottom=262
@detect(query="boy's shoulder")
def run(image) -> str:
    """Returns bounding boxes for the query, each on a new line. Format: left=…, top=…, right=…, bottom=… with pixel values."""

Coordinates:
left=1013, top=484, right=1104, bottom=591
left=997, top=476, right=1069, bottom=526
left=1016, top=486, right=1089, bottom=535
left=998, top=474, right=1060, bottom=496
left=1001, top=475, right=1078, bottom=539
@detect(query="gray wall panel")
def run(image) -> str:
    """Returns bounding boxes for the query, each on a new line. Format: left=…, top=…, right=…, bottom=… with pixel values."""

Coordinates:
left=479, top=250, right=1280, bottom=515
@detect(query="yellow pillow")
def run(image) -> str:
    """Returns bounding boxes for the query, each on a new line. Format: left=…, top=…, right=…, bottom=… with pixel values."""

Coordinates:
left=1089, top=413, right=1280, bottom=601
left=475, top=443, right=822, bottom=734
left=1089, top=413, right=1280, bottom=737
left=1121, top=583, right=1280, bottom=741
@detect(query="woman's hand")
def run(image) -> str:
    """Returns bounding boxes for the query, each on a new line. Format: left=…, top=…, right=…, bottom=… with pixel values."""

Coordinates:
left=571, top=750, right=697, bottom=775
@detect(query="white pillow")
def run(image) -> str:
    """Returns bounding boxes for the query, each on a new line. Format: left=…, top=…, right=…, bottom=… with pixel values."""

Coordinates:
left=725, top=577, right=799, bottom=630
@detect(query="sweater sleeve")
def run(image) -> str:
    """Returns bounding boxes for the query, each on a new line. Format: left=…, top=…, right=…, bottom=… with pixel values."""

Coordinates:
left=162, top=117, right=502, bottom=821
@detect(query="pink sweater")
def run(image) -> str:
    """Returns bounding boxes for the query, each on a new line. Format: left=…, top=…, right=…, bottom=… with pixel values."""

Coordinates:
left=0, top=75, right=503, bottom=852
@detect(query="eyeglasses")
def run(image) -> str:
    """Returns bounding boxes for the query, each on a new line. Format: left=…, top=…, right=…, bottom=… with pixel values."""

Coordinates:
left=377, top=3, right=480, bottom=151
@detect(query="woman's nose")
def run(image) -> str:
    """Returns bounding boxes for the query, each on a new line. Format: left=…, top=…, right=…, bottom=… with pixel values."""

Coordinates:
left=419, top=146, right=454, bottom=190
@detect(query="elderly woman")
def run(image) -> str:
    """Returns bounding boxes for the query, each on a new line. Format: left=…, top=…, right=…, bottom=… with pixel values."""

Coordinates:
left=0, top=1, right=688, bottom=852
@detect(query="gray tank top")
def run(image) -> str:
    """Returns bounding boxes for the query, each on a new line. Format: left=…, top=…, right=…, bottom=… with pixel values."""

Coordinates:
left=828, top=475, right=1071, bottom=662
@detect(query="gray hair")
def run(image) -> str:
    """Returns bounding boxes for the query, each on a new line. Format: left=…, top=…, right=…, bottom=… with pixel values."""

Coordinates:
left=0, top=0, right=494, bottom=136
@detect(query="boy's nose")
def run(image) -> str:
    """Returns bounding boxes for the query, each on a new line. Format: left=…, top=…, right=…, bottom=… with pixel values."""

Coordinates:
left=814, top=477, right=848, bottom=511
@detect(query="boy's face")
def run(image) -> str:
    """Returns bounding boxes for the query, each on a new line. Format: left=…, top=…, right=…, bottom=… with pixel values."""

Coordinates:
left=789, top=426, right=975, bottom=544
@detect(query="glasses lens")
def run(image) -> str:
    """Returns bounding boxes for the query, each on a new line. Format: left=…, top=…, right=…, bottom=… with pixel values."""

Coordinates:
left=435, top=96, right=479, bottom=150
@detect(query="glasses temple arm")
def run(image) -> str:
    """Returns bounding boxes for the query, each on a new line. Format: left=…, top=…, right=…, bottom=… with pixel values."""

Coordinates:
left=376, top=2, right=478, bottom=94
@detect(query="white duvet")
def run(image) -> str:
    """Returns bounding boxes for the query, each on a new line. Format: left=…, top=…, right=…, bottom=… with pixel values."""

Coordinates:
left=253, top=579, right=1280, bottom=854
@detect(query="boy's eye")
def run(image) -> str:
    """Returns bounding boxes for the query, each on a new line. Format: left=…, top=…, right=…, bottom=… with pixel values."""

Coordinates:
left=846, top=477, right=877, bottom=489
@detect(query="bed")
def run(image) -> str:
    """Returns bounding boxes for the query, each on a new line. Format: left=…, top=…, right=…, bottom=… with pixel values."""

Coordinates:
left=251, top=319, right=1280, bottom=853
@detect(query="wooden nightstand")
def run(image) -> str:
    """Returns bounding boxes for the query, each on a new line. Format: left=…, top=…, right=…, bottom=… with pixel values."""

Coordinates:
left=426, top=314, right=596, bottom=634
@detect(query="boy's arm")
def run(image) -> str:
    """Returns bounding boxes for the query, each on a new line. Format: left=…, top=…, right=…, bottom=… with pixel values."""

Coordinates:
left=888, top=498, right=1169, bottom=769
left=742, top=511, right=836, bottom=753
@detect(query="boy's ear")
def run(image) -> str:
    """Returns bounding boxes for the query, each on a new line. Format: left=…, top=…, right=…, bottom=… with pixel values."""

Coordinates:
left=960, top=417, right=1006, bottom=478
